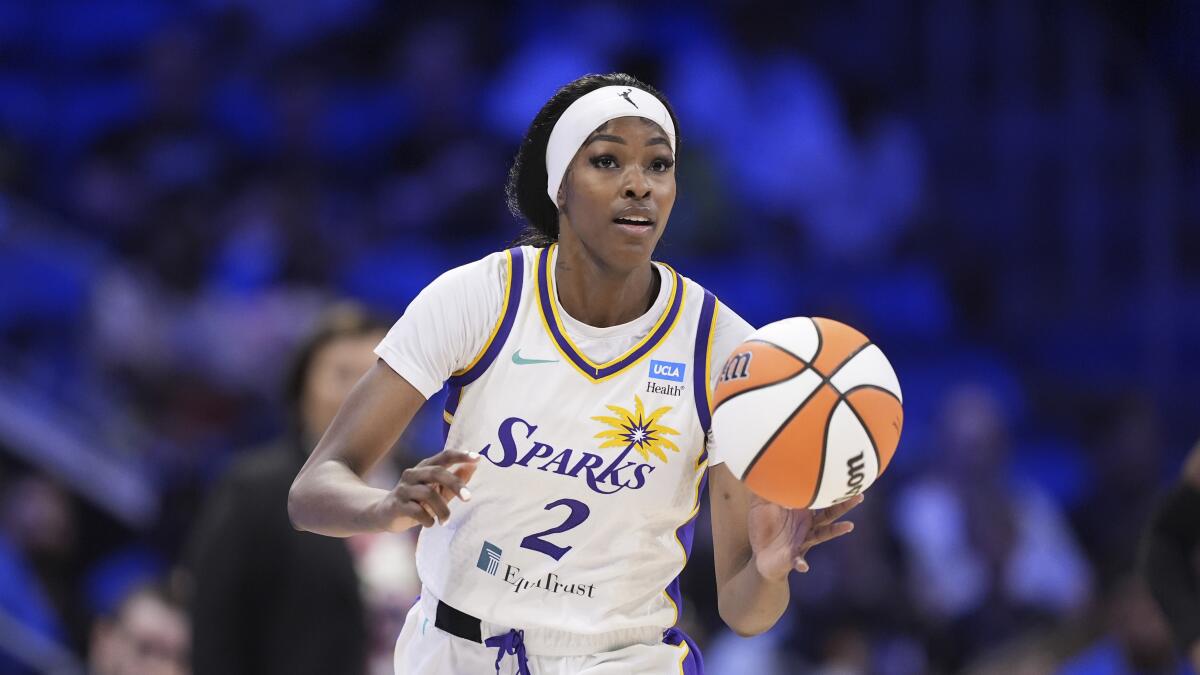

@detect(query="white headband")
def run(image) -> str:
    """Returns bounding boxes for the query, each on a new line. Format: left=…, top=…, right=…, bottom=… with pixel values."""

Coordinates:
left=545, top=85, right=676, bottom=206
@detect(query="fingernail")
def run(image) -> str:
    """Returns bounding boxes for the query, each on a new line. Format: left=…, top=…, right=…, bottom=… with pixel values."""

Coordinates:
left=468, top=452, right=480, bottom=460
left=460, top=487, right=472, bottom=502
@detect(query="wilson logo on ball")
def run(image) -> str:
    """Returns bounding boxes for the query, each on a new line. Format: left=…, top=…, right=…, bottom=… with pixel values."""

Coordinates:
left=844, top=453, right=866, bottom=496
left=719, top=352, right=752, bottom=384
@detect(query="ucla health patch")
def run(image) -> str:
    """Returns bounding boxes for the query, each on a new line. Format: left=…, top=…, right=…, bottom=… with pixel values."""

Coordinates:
left=648, top=359, right=686, bottom=382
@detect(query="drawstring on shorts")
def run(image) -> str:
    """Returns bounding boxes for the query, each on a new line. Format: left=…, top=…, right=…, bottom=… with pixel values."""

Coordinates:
left=484, top=628, right=531, bottom=675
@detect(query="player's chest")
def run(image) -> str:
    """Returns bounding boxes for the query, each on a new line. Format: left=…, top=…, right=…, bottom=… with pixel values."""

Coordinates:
left=461, top=356, right=703, bottom=503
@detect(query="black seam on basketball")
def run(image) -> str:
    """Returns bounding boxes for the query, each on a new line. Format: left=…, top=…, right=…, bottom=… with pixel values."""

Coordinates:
left=822, top=340, right=874, bottom=382
left=710, top=367, right=809, bottom=416
left=811, top=318, right=823, bottom=370
left=742, top=380, right=827, bottom=481
left=741, top=339, right=810, bottom=366
left=808, top=394, right=838, bottom=508
left=840, top=393, right=882, bottom=475
left=838, top=383, right=901, bottom=404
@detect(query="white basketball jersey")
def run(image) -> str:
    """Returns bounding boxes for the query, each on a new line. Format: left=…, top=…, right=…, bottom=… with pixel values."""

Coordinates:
left=417, top=244, right=720, bottom=637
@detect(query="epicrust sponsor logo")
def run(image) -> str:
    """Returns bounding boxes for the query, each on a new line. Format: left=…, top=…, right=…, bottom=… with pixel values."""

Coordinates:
left=476, top=541, right=502, bottom=575
left=502, top=565, right=597, bottom=598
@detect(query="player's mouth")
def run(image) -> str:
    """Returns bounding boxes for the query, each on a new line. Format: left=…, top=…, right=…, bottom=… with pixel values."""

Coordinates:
left=612, top=209, right=656, bottom=235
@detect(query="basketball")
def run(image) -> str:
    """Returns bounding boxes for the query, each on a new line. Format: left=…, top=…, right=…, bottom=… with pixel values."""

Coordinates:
left=711, top=317, right=903, bottom=510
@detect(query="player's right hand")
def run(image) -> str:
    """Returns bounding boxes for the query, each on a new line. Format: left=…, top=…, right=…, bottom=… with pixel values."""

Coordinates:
left=374, top=450, right=480, bottom=530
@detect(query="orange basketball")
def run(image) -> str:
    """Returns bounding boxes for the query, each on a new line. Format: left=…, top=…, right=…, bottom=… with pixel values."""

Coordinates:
left=711, top=317, right=903, bottom=509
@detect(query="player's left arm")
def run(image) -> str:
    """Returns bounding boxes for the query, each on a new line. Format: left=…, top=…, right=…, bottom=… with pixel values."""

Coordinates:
left=709, top=463, right=862, bottom=636
left=704, top=302, right=863, bottom=635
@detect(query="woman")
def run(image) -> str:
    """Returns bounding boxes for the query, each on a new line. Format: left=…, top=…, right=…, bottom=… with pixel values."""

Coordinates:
left=288, top=73, right=862, bottom=674
left=190, top=304, right=384, bottom=675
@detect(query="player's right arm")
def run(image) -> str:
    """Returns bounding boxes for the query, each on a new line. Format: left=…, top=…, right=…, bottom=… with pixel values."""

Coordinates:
left=287, top=363, right=476, bottom=537
left=289, top=252, right=507, bottom=537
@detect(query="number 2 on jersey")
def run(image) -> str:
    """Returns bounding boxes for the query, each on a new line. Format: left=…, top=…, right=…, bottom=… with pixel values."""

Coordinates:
left=519, top=498, right=590, bottom=560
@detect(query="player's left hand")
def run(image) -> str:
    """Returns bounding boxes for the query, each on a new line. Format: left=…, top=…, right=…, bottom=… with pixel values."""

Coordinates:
left=747, top=493, right=863, bottom=581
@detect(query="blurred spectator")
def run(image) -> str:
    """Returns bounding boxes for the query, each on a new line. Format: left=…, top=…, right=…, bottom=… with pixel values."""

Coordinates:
left=1142, top=439, right=1200, bottom=672
left=183, top=303, right=385, bottom=675
left=347, top=527, right=422, bottom=675
left=1059, top=576, right=1188, bottom=675
left=0, top=473, right=73, bottom=672
left=0, top=0, right=1195, bottom=671
left=892, top=383, right=1093, bottom=669
left=89, top=581, right=188, bottom=675
left=0, top=473, right=80, bottom=639
left=1078, top=396, right=1169, bottom=585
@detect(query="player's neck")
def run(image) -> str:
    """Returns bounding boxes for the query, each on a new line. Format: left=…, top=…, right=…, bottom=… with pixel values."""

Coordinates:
left=553, top=244, right=658, bottom=329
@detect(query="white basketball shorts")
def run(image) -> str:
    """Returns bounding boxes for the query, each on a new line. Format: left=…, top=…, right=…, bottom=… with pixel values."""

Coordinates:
left=393, top=590, right=703, bottom=674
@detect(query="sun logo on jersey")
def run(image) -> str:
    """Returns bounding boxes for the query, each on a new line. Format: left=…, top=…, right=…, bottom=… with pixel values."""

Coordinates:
left=591, top=395, right=680, bottom=464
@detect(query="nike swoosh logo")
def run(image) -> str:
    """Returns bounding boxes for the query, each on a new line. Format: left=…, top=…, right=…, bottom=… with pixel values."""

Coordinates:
left=512, top=350, right=557, bottom=366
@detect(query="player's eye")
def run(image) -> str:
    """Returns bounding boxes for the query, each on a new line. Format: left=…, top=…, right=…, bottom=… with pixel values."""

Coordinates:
left=649, top=157, right=675, bottom=173
left=589, top=155, right=618, bottom=169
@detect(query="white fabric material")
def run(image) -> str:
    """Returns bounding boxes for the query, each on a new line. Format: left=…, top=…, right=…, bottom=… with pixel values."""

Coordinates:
left=545, top=85, right=676, bottom=205
left=376, top=245, right=752, bottom=651
left=374, top=248, right=751, bottom=404
left=393, top=594, right=693, bottom=673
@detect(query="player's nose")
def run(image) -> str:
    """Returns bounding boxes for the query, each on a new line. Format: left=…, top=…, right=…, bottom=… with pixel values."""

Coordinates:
left=621, top=169, right=651, bottom=200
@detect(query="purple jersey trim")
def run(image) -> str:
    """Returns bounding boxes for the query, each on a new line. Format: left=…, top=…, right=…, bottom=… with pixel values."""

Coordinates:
left=535, top=247, right=683, bottom=381
left=447, top=247, right=525, bottom=389
left=442, top=247, right=525, bottom=441
left=664, top=466, right=709, bottom=632
left=693, top=291, right=717, bottom=435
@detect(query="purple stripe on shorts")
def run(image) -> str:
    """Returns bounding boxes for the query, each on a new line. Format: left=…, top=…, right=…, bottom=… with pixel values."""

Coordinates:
left=663, top=626, right=705, bottom=674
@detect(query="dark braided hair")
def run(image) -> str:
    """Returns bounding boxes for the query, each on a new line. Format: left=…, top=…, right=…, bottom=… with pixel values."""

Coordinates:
left=506, top=73, right=681, bottom=247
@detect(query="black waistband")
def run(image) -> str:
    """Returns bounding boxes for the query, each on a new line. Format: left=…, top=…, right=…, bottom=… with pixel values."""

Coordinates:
left=434, top=599, right=483, bottom=643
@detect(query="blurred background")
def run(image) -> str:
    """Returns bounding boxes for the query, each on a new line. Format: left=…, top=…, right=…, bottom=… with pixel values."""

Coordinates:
left=0, top=0, right=1198, bottom=673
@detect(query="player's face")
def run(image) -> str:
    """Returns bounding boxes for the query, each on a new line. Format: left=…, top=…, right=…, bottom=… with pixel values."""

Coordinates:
left=558, top=116, right=675, bottom=269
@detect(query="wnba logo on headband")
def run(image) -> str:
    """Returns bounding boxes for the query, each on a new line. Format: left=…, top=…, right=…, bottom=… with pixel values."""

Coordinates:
left=545, top=86, right=676, bottom=205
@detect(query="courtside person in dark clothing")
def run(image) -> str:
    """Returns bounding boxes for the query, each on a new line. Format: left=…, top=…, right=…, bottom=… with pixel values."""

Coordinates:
left=186, top=305, right=386, bottom=675
left=1142, top=439, right=1200, bottom=671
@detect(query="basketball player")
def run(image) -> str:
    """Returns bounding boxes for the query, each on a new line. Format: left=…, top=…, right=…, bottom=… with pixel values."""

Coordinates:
left=288, top=73, right=863, bottom=674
